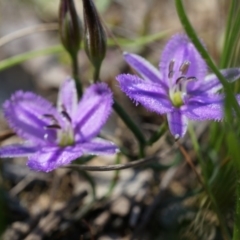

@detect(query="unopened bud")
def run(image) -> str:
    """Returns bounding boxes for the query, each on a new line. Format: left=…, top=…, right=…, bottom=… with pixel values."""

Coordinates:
left=59, top=0, right=82, bottom=57
left=82, top=0, right=107, bottom=79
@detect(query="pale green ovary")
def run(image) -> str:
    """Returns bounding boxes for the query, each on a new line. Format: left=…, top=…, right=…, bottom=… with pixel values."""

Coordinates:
left=58, top=128, right=75, bottom=146
left=170, top=91, right=184, bottom=108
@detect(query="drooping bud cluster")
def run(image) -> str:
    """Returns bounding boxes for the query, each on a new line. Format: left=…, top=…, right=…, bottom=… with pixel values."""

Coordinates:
left=58, top=0, right=107, bottom=82
left=82, top=0, right=107, bottom=81
left=59, top=0, right=82, bottom=58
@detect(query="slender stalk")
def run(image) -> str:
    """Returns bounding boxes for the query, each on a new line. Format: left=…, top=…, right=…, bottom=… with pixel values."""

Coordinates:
left=113, top=100, right=146, bottom=157
left=92, top=42, right=146, bottom=158
left=71, top=54, right=83, bottom=97
left=188, top=124, right=231, bottom=240
left=220, top=0, right=236, bottom=68
left=222, top=3, right=240, bottom=68
left=93, top=65, right=100, bottom=82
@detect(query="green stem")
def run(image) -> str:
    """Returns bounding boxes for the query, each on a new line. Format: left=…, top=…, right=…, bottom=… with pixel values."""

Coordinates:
left=233, top=179, right=240, bottom=240
left=175, top=0, right=240, bottom=119
left=220, top=0, right=236, bottom=68
left=93, top=58, right=146, bottom=157
left=71, top=54, right=83, bottom=97
left=139, top=143, right=145, bottom=158
left=188, top=124, right=231, bottom=240
left=220, top=0, right=240, bottom=68
left=147, top=122, right=167, bottom=146
left=113, top=100, right=146, bottom=157
left=93, top=65, right=101, bottom=82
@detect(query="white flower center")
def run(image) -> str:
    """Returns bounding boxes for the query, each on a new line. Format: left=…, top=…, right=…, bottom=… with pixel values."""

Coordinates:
left=57, top=126, right=75, bottom=146
left=43, top=108, right=75, bottom=147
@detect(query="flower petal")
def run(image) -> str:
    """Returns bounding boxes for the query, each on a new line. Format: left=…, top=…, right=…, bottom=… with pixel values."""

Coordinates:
left=189, top=68, right=240, bottom=94
left=57, top=78, right=78, bottom=117
left=0, top=143, right=38, bottom=158
left=3, top=91, right=60, bottom=144
left=160, top=34, right=207, bottom=87
left=73, top=83, right=113, bottom=141
left=167, top=110, right=188, bottom=139
left=81, top=138, right=118, bottom=155
left=184, top=94, right=228, bottom=121
left=27, top=145, right=83, bottom=172
left=123, top=52, right=166, bottom=87
left=116, top=74, right=173, bottom=114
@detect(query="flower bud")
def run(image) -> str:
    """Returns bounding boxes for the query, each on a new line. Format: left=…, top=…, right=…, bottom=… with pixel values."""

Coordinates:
left=82, top=0, right=107, bottom=79
left=59, top=0, right=82, bottom=57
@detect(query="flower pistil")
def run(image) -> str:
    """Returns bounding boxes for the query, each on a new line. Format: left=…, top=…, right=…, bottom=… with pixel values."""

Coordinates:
left=168, top=60, right=197, bottom=108
left=43, top=106, right=75, bottom=147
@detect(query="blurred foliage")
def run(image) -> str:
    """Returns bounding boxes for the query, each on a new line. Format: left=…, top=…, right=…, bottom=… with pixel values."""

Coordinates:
left=1, top=0, right=240, bottom=239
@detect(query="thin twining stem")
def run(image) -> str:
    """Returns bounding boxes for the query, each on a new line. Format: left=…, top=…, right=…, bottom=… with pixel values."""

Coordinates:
left=64, top=146, right=175, bottom=172
left=0, top=23, right=58, bottom=48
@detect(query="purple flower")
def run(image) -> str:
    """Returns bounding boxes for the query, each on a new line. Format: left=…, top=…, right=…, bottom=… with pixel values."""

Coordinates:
left=116, top=34, right=240, bottom=139
left=0, top=79, right=118, bottom=172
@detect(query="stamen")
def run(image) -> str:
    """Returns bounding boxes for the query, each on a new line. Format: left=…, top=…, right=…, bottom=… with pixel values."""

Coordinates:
left=61, top=104, right=67, bottom=112
left=42, top=114, right=59, bottom=125
left=176, top=76, right=187, bottom=84
left=187, top=76, right=197, bottom=81
left=45, top=124, right=61, bottom=129
left=168, top=60, right=175, bottom=78
left=43, top=114, right=53, bottom=118
left=168, top=71, right=174, bottom=79
left=61, top=111, right=72, bottom=122
left=179, top=61, right=190, bottom=75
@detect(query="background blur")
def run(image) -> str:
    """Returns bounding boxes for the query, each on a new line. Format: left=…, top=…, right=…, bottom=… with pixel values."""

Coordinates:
left=0, top=0, right=234, bottom=239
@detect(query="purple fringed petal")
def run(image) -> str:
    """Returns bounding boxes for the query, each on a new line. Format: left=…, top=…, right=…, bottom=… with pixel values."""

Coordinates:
left=160, top=34, right=207, bottom=87
left=74, top=83, right=113, bottom=141
left=81, top=138, right=118, bottom=155
left=188, top=68, right=240, bottom=94
left=3, top=91, right=60, bottom=144
left=57, top=78, right=78, bottom=117
left=123, top=52, right=166, bottom=88
left=27, top=145, right=83, bottom=172
left=184, top=94, right=227, bottom=121
left=0, top=143, right=38, bottom=158
left=167, top=110, right=188, bottom=139
left=117, top=74, right=173, bottom=114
